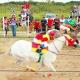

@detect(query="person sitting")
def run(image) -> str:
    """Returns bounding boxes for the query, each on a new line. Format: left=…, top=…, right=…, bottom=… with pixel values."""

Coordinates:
left=32, top=32, right=49, bottom=62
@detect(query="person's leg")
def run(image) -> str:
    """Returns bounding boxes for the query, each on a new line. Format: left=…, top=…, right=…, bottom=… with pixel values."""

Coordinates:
left=13, top=25, right=16, bottom=37
left=3, top=27, right=6, bottom=37
left=11, top=25, right=14, bottom=37
left=29, top=22, right=32, bottom=33
left=5, top=27, right=7, bottom=37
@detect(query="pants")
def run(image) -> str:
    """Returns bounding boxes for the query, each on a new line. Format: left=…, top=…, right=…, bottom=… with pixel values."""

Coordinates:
left=11, top=25, right=16, bottom=37
left=35, top=28, right=41, bottom=33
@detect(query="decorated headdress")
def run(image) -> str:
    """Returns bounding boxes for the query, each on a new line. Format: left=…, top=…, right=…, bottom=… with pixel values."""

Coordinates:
left=42, top=34, right=50, bottom=42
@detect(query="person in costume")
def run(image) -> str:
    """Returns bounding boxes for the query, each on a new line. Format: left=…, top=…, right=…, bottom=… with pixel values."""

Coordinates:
left=64, top=16, right=79, bottom=45
left=65, top=34, right=75, bottom=46
left=32, top=32, right=43, bottom=52
left=47, top=18, right=54, bottom=30
left=33, top=19, right=41, bottom=33
left=32, top=32, right=49, bottom=62
left=65, top=33, right=80, bottom=47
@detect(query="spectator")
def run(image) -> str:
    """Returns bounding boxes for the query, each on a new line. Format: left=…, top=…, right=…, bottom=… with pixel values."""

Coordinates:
left=47, top=18, right=54, bottom=30
left=20, top=11, right=27, bottom=27
left=2, top=17, right=9, bottom=37
left=76, top=17, right=80, bottom=31
left=10, top=15, right=17, bottom=37
left=29, top=13, right=34, bottom=33
left=41, top=17, right=47, bottom=32
left=34, top=19, right=41, bottom=33
left=54, top=16, right=60, bottom=30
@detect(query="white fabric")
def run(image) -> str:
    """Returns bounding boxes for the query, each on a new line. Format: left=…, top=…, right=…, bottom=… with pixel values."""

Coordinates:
left=21, top=13, right=26, bottom=19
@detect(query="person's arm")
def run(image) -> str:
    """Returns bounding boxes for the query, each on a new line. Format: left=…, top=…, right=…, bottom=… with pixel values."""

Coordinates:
left=70, top=25, right=77, bottom=31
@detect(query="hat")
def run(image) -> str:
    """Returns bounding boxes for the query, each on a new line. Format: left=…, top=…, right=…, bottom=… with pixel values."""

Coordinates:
left=42, top=34, right=50, bottom=41
left=49, top=31, right=55, bottom=36
left=35, top=33, right=43, bottom=40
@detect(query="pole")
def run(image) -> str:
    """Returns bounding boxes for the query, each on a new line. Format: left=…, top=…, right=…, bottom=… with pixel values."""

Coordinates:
left=27, top=15, right=30, bottom=37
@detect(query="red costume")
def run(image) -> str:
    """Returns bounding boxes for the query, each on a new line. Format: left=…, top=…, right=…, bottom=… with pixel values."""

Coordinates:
left=32, top=33, right=49, bottom=54
left=32, top=33, right=43, bottom=52
left=65, top=35, right=75, bottom=46
left=34, top=20, right=41, bottom=29
left=47, top=18, right=54, bottom=30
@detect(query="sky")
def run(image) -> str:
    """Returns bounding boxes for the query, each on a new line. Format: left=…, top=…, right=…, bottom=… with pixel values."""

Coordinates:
left=0, top=0, right=80, bottom=3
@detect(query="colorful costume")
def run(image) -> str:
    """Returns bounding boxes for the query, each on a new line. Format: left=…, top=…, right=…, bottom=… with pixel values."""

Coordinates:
left=41, top=34, right=49, bottom=54
left=32, top=33, right=43, bottom=52
left=47, top=18, right=54, bottom=30
left=65, top=35, right=75, bottom=46
left=32, top=33, right=49, bottom=54
left=32, top=33, right=49, bottom=62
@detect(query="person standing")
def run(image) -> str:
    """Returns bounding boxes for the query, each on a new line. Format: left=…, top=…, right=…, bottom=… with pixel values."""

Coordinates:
left=47, top=18, right=54, bottom=30
left=41, top=17, right=47, bottom=32
left=33, top=19, right=41, bottom=33
left=54, top=16, right=60, bottom=30
left=20, top=11, right=27, bottom=28
left=10, top=15, right=17, bottom=37
left=29, top=13, right=34, bottom=33
left=2, top=17, right=9, bottom=37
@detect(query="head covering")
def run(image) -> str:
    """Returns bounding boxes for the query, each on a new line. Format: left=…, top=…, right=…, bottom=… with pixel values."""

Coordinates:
left=35, top=33, right=43, bottom=40
left=49, top=31, right=55, bottom=36
left=42, top=34, right=49, bottom=42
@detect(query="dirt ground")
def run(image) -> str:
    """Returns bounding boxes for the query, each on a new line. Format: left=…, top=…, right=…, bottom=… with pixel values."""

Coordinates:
left=0, top=38, right=80, bottom=80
